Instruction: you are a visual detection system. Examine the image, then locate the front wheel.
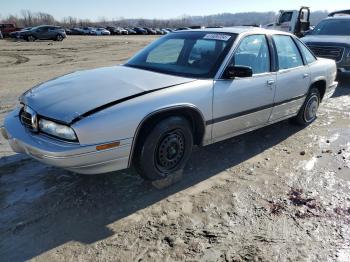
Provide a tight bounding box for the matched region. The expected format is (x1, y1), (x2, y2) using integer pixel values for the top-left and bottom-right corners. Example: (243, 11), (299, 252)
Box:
(294, 88), (320, 125)
(134, 116), (193, 181)
(27, 35), (36, 42)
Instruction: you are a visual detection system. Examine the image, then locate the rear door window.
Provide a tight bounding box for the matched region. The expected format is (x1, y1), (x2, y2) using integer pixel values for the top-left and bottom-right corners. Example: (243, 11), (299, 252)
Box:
(272, 35), (304, 70)
(295, 39), (317, 64)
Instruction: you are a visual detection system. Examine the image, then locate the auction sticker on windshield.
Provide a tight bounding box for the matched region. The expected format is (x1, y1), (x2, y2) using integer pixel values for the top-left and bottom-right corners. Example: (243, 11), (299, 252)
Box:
(203, 34), (231, 41)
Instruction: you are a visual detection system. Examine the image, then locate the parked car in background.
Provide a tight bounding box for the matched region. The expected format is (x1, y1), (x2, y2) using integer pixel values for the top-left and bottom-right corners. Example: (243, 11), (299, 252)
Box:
(68, 28), (84, 35)
(125, 28), (137, 34)
(143, 27), (157, 34)
(301, 11), (350, 75)
(0, 23), (22, 37)
(161, 29), (171, 34)
(1, 28), (337, 181)
(175, 27), (191, 31)
(154, 28), (164, 35)
(133, 27), (147, 35)
(81, 27), (97, 35)
(64, 28), (72, 35)
(206, 26), (224, 29)
(9, 27), (32, 39)
(118, 27), (128, 35)
(95, 28), (111, 35)
(106, 26), (118, 35)
(19, 25), (66, 41)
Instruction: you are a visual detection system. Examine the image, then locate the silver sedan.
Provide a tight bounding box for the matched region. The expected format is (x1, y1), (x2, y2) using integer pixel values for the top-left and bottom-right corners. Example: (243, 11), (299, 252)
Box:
(1, 27), (338, 181)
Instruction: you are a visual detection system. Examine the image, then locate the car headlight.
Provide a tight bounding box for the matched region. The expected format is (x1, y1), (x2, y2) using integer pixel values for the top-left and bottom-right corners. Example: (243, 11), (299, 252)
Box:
(39, 118), (77, 141)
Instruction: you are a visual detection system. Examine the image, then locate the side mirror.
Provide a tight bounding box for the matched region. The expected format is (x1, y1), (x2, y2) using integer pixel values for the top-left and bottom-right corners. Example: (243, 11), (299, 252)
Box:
(223, 65), (253, 79)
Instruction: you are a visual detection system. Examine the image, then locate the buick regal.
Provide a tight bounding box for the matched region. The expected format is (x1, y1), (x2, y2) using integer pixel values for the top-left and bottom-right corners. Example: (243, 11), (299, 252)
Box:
(1, 27), (338, 181)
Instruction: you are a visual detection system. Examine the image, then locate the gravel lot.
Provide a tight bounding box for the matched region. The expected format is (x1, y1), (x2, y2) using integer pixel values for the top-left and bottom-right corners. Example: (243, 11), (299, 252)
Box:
(0, 36), (350, 262)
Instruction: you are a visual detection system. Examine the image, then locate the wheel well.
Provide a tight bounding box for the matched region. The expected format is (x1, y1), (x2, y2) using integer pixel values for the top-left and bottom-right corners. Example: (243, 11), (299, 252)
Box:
(310, 80), (326, 101)
(130, 107), (206, 165)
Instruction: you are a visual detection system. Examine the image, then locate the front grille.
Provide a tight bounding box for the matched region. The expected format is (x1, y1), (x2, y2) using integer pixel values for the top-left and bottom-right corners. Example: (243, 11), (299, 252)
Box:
(20, 106), (38, 131)
(20, 110), (34, 130)
(308, 45), (345, 63)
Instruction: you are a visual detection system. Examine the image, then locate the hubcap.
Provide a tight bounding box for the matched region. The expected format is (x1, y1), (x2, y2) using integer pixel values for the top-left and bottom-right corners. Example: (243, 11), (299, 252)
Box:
(304, 95), (319, 122)
(155, 129), (185, 173)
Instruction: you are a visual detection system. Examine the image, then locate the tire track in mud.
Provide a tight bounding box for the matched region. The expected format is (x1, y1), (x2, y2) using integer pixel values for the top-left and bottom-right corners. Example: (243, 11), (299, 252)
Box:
(0, 50), (76, 67)
(0, 53), (30, 67)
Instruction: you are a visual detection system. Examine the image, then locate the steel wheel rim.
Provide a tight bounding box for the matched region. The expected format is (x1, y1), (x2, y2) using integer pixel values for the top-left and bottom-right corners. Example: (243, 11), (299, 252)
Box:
(28, 36), (35, 41)
(304, 95), (319, 123)
(155, 129), (185, 174)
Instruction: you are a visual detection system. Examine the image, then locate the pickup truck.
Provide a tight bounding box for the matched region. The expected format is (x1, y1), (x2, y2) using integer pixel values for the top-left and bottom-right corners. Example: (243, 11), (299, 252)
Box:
(263, 7), (311, 37)
(0, 23), (22, 37)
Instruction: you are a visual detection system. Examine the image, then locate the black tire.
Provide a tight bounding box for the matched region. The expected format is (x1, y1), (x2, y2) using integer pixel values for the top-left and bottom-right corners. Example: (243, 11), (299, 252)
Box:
(27, 35), (36, 42)
(294, 88), (320, 125)
(134, 116), (193, 181)
(56, 34), (64, 41)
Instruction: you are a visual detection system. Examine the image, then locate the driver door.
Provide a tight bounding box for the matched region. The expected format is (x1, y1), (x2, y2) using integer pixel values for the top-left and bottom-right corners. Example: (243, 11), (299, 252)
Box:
(36, 26), (49, 39)
(212, 34), (276, 142)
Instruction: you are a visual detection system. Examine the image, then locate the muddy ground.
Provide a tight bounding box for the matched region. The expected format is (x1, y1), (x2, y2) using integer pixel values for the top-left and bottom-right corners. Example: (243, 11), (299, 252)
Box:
(0, 36), (350, 262)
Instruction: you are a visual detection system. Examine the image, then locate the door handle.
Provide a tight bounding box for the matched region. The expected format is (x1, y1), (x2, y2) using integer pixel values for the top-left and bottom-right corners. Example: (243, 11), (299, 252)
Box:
(267, 80), (275, 86)
(267, 80), (275, 90)
(303, 73), (309, 78)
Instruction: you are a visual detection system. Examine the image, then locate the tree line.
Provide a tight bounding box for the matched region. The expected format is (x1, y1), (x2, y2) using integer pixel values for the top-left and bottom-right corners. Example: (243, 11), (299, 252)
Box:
(0, 9), (328, 28)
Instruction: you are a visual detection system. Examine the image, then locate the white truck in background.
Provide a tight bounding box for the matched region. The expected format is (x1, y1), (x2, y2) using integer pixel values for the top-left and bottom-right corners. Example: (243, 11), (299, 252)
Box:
(264, 7), (311, 37)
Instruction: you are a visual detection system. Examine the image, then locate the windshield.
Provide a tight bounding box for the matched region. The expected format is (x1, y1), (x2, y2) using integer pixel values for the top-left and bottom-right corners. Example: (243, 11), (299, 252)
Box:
(125, 31), (237, 78)
(312, 19), (350, 35)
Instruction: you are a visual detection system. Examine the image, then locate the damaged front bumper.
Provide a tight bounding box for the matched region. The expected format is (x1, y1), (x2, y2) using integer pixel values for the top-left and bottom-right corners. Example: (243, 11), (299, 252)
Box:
(1, 108), (132, 174)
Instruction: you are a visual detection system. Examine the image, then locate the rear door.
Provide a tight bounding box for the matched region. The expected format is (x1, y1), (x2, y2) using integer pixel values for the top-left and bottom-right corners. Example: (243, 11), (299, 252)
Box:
(269, 35), (310, 122)
(48, 26), (58, 38)
(212, 34), (276, 142)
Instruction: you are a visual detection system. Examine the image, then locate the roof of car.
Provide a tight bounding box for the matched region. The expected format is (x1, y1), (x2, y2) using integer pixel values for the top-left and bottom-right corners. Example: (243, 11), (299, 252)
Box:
(324, 16), (350, 20)
(176, 26), (293, 35)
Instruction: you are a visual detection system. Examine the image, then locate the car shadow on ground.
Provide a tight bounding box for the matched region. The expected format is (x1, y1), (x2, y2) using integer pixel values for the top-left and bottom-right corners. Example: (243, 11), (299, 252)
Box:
(332, 76), (350, 98)
(0, 118), (306, 261)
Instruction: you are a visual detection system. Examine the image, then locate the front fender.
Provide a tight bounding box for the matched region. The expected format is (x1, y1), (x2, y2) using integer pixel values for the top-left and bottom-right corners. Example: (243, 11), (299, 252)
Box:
(72, 80), (213, 146)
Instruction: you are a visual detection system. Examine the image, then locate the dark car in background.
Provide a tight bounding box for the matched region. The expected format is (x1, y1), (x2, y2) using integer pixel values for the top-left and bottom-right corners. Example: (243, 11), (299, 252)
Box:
(154, 28), (164, 34)
(67, 28), (84, 35)
(125, 28), (137, 34)
(301, 10), (350, 75)
(19, 25), (66, 41)
(133, 27), (147, 35)
(9, 27), (32, 39)
(106, 26), (119, 35)
(175, 27), (191, 31)
(143, 27), (157, 34)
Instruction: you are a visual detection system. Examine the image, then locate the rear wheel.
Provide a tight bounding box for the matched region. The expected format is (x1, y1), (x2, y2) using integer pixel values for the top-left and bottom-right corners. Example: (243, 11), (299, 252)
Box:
(294, 88), (320, 125)
(134, 116), (193, 181)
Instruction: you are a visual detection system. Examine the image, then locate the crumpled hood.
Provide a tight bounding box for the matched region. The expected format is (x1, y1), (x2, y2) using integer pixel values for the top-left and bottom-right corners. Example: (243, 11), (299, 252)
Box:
(301, 35), (350, 47)
(21, 65), (195, 123)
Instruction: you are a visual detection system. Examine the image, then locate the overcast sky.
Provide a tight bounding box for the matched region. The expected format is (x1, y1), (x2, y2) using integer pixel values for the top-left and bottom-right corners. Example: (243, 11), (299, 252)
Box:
(1, 0), (349, 20)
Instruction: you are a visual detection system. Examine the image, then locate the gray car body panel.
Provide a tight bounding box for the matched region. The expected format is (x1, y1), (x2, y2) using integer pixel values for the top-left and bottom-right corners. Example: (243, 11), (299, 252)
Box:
(2, 28), (338, 174)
